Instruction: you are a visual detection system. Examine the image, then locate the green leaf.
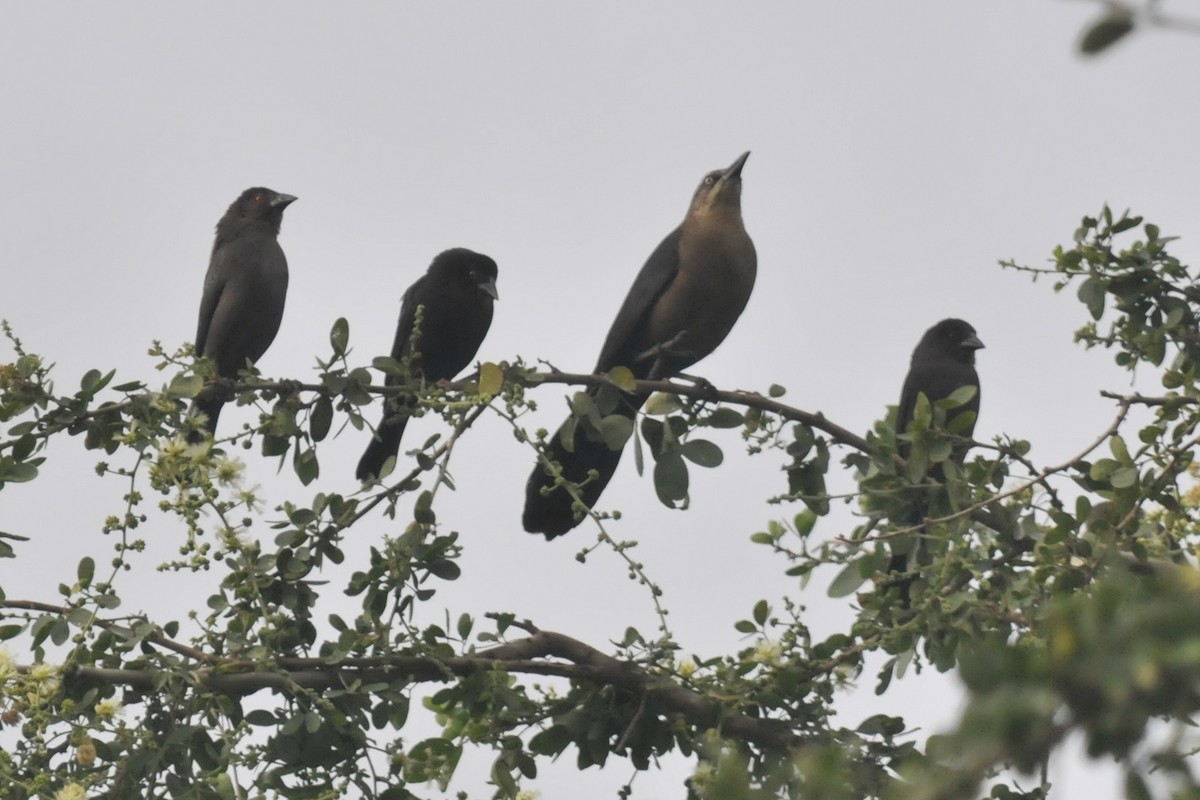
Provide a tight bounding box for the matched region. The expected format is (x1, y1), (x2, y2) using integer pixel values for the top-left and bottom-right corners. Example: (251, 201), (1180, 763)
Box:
(680, 439), (723, 468)
(597, 415), (634, 451)
(478, 362), (503, 396)
(1125, 770), (1152, 800)
(77, 556), (95, 586)
(1089, 458), (1120, 482)
(80, 368), (114, 396)
(632, 420), (645, 476)
(1077, 276), (1106, 320)
(1111, 214), (1141, 234)
(857, 714), (904, 736)
(768, 384), (786, 398)
(793, 510), (817, 537)
(245, 709), (276, 726)
(371, 356), (404, 377)
(752, 599), (769, 625)
(293, 447), (320, 486)
(330, 317), (350, 356)
(594, 382), (623, 416)
(428, 559), (460, 581)
(414, 491), (437, 525)
(789, 424), (815, 461)
(828, 559), (868, 598)
(168, 374), (205, 399)
(2, 462), (37, 483)
(66, 607), (92, 628)
(942, 385), (978, 408)
(50, 618), (69, 645)
(607, 366), (637, 392)
(653, 452), (689, 507)
(309, 396), (333, 442)
(1110, 466), (1138, 489)
(644, 392), (684, 416)
(945, 409), (977, 435)
(640, 417), (664, 455)
(1080, 10), (1135, 55)
(706, 407), (744, 428)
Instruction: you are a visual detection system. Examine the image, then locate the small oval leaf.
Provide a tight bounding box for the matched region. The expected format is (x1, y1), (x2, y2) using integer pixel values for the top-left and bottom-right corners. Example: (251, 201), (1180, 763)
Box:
(828, 559), (869, 598)
(478, 362), (503, 396)
(680, 439), (723, 468)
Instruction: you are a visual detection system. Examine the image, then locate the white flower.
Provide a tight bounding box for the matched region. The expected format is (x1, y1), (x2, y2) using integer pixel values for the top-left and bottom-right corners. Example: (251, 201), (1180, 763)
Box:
(752, 639), (782, 665)
(213, 456), (244, 487)
(55, 783), (87, 800)
(0, 648), (13, 683)
(27, 663), (61, 698)
(95, 698), (122, 720)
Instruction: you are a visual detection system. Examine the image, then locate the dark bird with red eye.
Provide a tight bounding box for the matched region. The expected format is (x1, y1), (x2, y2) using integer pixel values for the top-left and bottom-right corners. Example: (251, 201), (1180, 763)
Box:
(189, 187), (296, 439)
(356, 248), (499, 481)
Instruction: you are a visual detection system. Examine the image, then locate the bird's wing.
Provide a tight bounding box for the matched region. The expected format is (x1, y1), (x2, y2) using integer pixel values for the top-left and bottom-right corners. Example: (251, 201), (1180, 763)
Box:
(194, 258), (228, 356)
(594, 226), (682, 373)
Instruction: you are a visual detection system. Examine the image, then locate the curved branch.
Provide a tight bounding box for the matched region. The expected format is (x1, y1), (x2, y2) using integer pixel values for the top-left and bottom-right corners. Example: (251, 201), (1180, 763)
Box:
(58, 629), (801, 752)
(521, 371), (872, 453)
(2, 599), (214, 663)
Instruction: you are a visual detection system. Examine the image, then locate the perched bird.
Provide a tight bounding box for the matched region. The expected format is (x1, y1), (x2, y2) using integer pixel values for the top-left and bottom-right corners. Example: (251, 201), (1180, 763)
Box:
(356, 249), (499, 481)
(190, 187), (296, 439)
(523, 152), (757, 539)
(889, 317), (984, 577)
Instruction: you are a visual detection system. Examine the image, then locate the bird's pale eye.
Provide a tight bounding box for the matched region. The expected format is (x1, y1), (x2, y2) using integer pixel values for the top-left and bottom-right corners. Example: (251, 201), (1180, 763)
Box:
(703, 176), (716, 186)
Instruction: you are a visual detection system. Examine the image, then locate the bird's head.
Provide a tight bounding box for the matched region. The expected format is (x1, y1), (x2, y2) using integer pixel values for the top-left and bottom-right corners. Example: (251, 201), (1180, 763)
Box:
(920, 318), (985, 365)
(223, 187), (297, 232)
(688, 151), (750, 218)
(430, 248), (499, 301)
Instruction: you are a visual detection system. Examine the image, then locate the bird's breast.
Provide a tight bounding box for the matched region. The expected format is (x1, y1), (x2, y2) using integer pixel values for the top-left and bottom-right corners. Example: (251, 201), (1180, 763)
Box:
(644, 226), (756, 365)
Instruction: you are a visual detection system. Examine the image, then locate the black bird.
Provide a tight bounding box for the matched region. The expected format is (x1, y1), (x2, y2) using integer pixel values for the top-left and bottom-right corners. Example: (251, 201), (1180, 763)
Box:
(523, 152), (757, 539)
(190, 187), (296, 439)
(889, 317), (984, 576)
(356, 248), (499, 481)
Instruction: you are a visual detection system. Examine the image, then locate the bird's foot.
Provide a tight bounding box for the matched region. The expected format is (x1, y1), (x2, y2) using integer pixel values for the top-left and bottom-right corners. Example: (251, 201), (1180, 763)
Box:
(671, 372), (719, 401)
(210, 377), (237, 403)
(276, 378), (304, 397)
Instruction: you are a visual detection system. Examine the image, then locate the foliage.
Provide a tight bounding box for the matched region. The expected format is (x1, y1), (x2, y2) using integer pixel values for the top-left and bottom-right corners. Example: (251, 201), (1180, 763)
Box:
(1, 206), (1200, 800)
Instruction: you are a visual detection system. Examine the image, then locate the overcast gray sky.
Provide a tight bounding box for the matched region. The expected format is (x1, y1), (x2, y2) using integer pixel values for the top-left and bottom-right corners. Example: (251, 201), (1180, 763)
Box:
(3, 3), (1199, 797)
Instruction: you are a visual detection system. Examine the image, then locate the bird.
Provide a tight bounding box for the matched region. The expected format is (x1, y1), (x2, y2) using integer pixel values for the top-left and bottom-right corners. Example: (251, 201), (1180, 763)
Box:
(190, 187), (296, 439)
(889, 317), (984, 578)
(356, 248), (499, 481)
(522, 151), (757, 539)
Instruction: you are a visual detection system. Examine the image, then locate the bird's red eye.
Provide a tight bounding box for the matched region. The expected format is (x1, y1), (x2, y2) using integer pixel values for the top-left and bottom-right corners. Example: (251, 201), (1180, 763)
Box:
(255, 193), (266, 203)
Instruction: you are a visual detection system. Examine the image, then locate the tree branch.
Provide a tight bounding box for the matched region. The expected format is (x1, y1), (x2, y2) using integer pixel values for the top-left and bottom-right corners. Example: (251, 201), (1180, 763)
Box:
(55, 629), (802, 752)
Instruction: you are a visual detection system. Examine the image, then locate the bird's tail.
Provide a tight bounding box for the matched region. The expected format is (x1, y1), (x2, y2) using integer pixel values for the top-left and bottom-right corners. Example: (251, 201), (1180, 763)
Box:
(356, 414), (411, 482)
(522, 393), (645, 539)
(186, 395), (224, 444)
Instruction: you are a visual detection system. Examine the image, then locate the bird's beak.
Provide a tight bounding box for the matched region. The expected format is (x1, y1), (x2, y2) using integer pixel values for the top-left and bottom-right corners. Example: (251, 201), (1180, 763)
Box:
(964, 334), (985, 350)
(272, 193), (298, 209)
(478, 276), (499, 301)
(723, 151), (751, 180)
